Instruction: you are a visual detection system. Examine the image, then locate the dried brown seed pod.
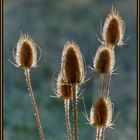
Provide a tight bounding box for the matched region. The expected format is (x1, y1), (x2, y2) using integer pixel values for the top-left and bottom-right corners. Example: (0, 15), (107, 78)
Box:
(93, 44), (115, 74)
(102, 7), (125, 46)
(15, 34), (37, 68)
(61, 41), (84, 84)
(90, 97), (113, 128)
(57, 72), (72, 99)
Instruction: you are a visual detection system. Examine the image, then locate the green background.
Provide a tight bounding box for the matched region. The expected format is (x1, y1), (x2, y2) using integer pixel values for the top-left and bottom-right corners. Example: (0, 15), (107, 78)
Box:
(4, 0), (136, 140)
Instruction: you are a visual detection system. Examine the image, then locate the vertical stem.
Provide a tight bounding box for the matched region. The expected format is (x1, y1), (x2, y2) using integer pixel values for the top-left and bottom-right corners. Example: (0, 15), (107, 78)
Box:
(96, 127), (100, 140)
(99, 74), (103, 96)
(105, 73), (111, 97)
(101, 127), (105, 140)
(24, 68), (45, 140)
(72, 84), (78, 140)
(96, 127), (102, 140)
(64, 99), (72, 140)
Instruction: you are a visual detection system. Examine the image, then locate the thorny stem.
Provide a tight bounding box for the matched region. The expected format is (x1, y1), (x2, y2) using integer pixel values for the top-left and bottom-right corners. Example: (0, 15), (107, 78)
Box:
(96, 127), (102, 140)
(101, 127), (105, 140)
(96, 127), (100, 140)
(72, 84), (78, 140)
(24, 68), (45, 140)
(64, 99), (72, 140)
(99, 74), (103, 96)
(105, 73), (111, 97)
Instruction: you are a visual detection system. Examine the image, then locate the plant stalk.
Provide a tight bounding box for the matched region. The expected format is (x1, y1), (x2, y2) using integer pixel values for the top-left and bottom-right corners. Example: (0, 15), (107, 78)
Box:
(105, 73), (111, 97)
(64, 99), (72, 140)
(72, 84), (78, 140)
(96, 127), (102, 140)
(99, 74), (103, 96)
(24, 68), (45, 140)
(101, 127), (105, 140)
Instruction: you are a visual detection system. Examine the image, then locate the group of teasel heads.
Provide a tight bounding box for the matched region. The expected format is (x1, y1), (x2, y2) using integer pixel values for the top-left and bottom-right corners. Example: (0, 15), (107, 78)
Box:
(10, 7), (126, 140)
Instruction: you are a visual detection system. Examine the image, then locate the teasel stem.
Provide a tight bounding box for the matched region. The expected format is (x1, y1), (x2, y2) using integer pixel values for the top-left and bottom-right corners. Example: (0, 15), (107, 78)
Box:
(96, 127), (102, 140)
(72, 84), (78, 140)
(99, 74), (103, 96)
(96, 127), (101, 140)
(101, 127), (105, 140)
(64, 99), (72, 140)
(105, 73), (111, 97)
(24, 68), (45, 140)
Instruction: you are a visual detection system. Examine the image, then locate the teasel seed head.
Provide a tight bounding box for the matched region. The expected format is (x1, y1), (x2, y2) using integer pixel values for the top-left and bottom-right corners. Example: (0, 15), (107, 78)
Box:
(102, 7), (125, 46)
(90, 97), (113, 128)
(93, 44), (115, 74)
(61, 41), (85, 84)
(15, 34), (37, 68)
(57, 72), (72, 99)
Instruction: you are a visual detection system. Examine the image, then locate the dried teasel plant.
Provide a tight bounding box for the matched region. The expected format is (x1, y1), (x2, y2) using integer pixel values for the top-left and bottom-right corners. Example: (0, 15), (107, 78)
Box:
(55, 72), (72, 140)
(86, 97), (115, 140)
(102, 7), (125, 47)
(57, 72), (72, 100)
(15, 34), (37, 68)
(61, 41), (85, 140)
(61, 41), (85, 84)
(93, 44), (115, 97)
(10, 34), (45, 140)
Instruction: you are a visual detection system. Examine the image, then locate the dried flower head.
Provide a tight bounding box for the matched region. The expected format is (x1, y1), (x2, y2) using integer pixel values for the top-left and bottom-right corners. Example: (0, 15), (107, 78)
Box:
(94, 45), (115, 74)
(102, 7), (125, 46)
(15, 34), (37, 68)
(90, 97), (113, 128)
(61, 41), (84, 84)
(57, 72), (72, 99)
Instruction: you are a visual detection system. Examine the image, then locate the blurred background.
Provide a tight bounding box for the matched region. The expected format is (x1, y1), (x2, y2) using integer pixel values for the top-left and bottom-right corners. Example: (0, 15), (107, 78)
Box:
(4, 0), (136, 140)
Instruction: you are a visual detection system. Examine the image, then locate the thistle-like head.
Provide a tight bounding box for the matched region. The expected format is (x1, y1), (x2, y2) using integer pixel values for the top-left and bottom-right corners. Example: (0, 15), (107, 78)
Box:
(57, 72), (72, 99)
(102, 7), (125, 46)
(15, 34), (38, 69)
(93, 44), (115, 74)
(90, 97), (113, 128)
(61, 41), (85, 84)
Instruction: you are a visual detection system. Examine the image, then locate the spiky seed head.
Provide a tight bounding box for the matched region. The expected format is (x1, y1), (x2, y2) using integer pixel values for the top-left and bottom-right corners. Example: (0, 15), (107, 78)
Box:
(102, 7), (125, 46)
(61, 41), (84, 84)
(15, 34), (37, 68)
(90, 97), (113, 128)
(93, 45), (115, 74)
(57, 72), (72, 99)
